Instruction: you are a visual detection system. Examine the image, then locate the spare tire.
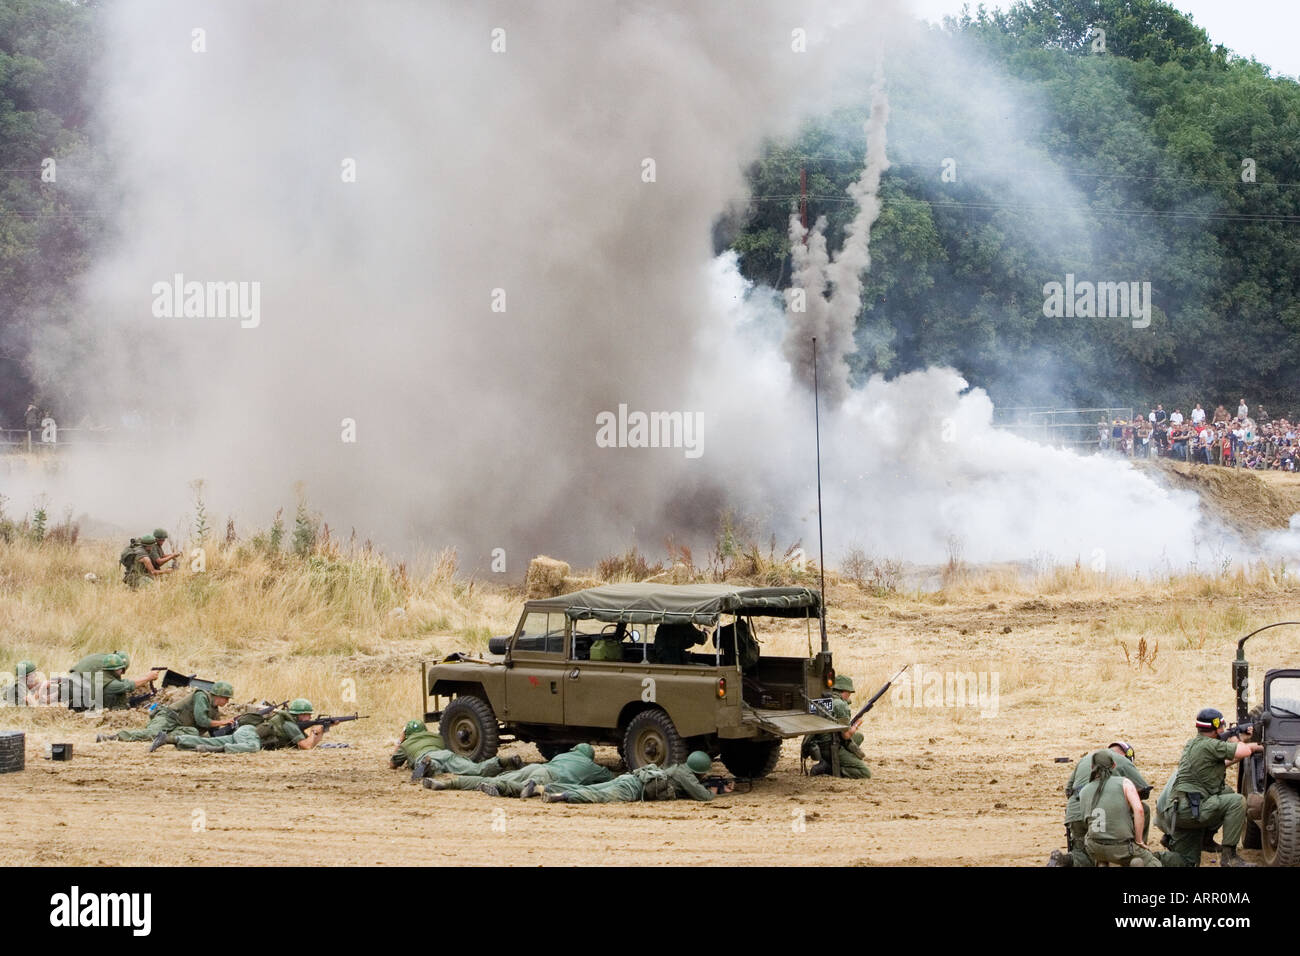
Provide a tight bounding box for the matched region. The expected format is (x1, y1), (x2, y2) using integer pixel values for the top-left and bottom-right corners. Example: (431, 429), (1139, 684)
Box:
(0, 730), (25, 773)
(487, 636), (510, 655)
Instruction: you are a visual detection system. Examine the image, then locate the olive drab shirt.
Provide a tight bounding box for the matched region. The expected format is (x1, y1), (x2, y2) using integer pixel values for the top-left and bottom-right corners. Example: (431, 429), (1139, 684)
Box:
(1079, 775), (1136, 842)
(391, 729), (447, 767)
(69, 655), (133, 709)
(1064, 750), (1148, 823)
(546, 747), (614, 784)
(255, 712), (308, 749)
(630, 763), (715, 801)
(1171, 735), (1239, 798)
(170, 690), (216, 730)
(71, 654), (118, 674)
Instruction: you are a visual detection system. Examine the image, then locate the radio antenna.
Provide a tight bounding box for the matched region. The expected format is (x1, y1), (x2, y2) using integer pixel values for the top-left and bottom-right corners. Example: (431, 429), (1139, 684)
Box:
(812, 337), (828, 655)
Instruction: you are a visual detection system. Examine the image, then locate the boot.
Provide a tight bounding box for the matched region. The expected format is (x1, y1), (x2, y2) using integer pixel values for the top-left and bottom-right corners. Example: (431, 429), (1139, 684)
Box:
(1047, 849), (1073, 868)
(148, 731), (169, 753)
(479, 782), (501, 797)
(1220, 846), (1256, 867)
(542, 790), (570, 803)
(95, 733), (114, 743)
(808, 760), (833, 777)
(422, 778), (447, 791)
(410, 755), (431, 783)
(519, 780), (539, 799)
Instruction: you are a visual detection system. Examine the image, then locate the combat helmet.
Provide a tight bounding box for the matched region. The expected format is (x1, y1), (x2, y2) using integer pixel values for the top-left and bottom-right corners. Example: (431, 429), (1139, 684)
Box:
(686, 751), (711, 774)
(288, 698), (313, 715)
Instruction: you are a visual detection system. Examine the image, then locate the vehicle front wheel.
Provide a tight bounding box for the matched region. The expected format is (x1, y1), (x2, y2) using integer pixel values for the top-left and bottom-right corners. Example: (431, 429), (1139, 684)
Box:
(622, 709), (686, 770)
(1262, 783), (1300, 866)
(719, 739), (782, 779)
(440, 696), (501, 761)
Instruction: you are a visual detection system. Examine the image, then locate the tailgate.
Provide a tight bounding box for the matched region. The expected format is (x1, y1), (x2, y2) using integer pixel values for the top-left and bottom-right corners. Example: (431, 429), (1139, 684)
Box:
(746, 706), (845, 738)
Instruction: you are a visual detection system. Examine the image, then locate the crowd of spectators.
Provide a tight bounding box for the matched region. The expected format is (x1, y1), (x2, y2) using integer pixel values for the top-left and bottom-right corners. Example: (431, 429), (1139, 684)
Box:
(1099, 399), (1299, 470)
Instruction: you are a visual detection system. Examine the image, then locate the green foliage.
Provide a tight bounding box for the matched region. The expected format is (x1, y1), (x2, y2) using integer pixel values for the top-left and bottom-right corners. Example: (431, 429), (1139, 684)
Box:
(733, 0), (1300, 413)
(190, 479), (210, 544)
(292, 483), (320, 558)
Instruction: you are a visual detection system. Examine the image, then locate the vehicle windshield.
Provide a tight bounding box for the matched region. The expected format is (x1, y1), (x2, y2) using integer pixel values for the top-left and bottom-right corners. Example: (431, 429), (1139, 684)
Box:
(1268, 675), (1300, 717)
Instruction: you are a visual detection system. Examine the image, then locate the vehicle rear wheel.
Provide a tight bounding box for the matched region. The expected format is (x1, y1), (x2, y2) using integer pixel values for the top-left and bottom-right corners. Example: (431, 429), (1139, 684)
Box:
(439, 696), (500, 762)
(1262, 783), (1300, 866)
(622, 709), (686, 770)
(719, 739), (781, 779)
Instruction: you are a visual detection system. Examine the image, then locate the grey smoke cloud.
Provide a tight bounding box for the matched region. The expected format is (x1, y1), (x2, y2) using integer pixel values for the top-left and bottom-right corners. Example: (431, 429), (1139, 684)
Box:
(13, 1), (1245, 576)
(22, 0), (913, 566)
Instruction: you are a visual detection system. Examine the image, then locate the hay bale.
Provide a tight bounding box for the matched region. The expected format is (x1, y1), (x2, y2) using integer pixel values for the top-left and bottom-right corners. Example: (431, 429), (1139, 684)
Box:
(560, 575), (602, 593)
(646, 562), (692, 585)
(526, 555), (571, 598)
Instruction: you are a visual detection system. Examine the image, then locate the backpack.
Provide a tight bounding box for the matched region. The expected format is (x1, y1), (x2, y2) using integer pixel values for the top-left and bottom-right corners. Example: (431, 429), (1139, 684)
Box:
(119, 538), (141, 571)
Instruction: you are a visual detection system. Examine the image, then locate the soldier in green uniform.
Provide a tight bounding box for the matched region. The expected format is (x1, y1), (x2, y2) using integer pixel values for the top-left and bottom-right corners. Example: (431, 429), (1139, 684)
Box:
(144, 528), (181, 571)
(1049, 740), (1150, 867)
(428, 743), (614, 796)
(166, 698), (326, 754)
(69, 653), (161, 710)
(121, 535), (172, 587)
(103, 680), (235, 745)
(541, 750), (732, 803)
(389, 720), (520, 782)
(1158, 707), (1262, 868)
(652, 622), (707, 665)
(2, 661), (41, 706)
(1076, 750), (1163, 867)
(806, 675), (865, 777)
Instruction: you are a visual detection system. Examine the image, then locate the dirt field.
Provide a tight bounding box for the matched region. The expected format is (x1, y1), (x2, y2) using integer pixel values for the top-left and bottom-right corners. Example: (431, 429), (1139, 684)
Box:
(4, 580), (1296, 867)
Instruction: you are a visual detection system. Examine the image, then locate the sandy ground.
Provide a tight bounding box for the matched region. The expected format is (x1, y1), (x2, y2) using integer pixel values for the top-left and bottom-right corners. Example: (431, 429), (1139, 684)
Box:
(4, 583), (1293, 867)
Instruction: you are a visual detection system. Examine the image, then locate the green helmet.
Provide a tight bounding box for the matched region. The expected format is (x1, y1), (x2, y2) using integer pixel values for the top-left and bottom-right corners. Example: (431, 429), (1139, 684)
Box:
(832, 675), (855, 693)
(107, 652), (129, 671)
(211, 681), (234, 698)
(404, 719), (424, 735)
(17, 660), (37, 678)
(574, 743), (594, 759)
(852, 732), (864, 746)
(140, 534), (156, 545)
(153, 528), (169, 541)
(686, 751), (711, 774)
(288, 698), (313, 715)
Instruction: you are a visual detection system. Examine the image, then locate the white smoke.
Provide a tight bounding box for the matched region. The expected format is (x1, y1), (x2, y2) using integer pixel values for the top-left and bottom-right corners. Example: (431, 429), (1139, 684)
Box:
(7, 0), (1252, 576)
(783, 69), (891, 406)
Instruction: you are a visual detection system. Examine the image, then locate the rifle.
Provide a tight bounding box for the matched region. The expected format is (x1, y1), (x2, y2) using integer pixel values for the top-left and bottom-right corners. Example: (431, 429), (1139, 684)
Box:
(701, 774), (750, 795)
(1216, 721), (1256, 741)
(849, 664), (911, 728)
(210, 700), (289, 737)
(300, 713), (368, 732)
